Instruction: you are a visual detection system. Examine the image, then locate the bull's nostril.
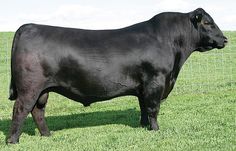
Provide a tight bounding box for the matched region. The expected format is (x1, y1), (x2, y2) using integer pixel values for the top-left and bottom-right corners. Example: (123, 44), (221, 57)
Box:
(223, 36), (228, 43)
(224, 38), (228, 43)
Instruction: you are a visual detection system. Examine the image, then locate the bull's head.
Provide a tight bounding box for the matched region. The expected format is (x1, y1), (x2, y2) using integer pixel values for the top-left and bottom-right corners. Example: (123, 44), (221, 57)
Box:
(190, 8), (228, 51)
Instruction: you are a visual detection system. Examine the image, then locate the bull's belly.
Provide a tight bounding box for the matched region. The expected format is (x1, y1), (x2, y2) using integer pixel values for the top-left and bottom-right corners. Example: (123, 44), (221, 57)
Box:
(50, 75), (139, 105)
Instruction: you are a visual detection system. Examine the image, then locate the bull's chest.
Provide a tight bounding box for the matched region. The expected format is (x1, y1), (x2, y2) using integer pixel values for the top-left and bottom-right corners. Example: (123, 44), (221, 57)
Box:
(161, 51), (183, 99)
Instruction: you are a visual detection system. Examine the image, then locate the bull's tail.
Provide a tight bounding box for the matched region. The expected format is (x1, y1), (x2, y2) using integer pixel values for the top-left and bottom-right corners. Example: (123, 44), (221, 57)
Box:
(9, 77), (17, 100)
(8, 26), (23, 101)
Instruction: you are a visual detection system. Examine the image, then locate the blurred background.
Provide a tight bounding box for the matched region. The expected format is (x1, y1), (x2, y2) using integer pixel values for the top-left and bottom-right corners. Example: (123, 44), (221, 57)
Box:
(0, 0), (235, 31)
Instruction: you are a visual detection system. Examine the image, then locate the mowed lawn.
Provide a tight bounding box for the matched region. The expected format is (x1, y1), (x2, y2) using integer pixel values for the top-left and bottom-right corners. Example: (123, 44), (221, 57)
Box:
(0, 32), (235, 151)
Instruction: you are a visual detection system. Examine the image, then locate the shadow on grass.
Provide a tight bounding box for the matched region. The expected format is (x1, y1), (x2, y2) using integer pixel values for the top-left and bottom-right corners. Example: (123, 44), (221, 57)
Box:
(0, 108), (140, 138)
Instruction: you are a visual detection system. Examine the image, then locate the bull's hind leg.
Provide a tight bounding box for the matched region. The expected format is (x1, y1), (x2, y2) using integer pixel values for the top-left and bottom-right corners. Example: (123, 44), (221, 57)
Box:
(31, 93), (50, 136)
(7, 95), (37, 144)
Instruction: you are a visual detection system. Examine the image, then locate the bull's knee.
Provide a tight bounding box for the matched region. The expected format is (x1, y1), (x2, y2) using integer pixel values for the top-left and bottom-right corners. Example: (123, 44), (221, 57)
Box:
(37, 93), (49, 108)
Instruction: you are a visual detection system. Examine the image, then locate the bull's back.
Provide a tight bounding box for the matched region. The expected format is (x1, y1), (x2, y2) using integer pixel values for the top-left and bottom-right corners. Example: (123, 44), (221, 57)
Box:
(13, 24), (148, 100)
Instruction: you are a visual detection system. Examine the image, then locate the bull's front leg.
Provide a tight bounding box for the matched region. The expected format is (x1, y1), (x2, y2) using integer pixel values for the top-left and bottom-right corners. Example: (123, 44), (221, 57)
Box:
(138, 96), (149, 127)
(147, 101), (161, 130)
(142, 76), (164, 130)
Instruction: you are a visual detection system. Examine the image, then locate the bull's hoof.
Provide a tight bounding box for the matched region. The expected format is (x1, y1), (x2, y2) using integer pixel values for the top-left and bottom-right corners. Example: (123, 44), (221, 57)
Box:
(141, 123), (149, 128)
(41, 131), (51, 137)
(140, 120), (149, 127)
(6, 137), (19, 144)
(149, 124), (159, 131)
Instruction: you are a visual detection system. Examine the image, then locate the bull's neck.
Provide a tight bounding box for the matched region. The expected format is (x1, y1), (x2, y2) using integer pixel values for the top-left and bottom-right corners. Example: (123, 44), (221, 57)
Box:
(171, 22), (200, 66)
(149, 13), (201, 78)
(149, 14), (201, 68)
(168, 22), (201, 78)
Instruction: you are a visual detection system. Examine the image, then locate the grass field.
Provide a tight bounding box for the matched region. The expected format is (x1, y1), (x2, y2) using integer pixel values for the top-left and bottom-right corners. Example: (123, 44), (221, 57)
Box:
(0, 32), (235, 150)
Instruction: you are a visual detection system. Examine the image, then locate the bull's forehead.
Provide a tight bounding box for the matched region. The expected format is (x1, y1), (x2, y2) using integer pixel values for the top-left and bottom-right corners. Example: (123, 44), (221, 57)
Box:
(203, 12), (214, 22)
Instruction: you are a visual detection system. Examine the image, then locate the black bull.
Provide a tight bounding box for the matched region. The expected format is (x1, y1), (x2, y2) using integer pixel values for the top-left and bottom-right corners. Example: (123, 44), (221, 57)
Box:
(7, 8), (227, 143)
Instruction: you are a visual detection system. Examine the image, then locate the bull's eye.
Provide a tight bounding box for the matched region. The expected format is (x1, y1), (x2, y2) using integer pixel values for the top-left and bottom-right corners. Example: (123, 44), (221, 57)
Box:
(203, 21), (212, 25)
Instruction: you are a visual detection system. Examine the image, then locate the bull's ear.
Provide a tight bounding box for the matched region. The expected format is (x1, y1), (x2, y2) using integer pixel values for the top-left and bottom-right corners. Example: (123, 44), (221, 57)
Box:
(190, 8), (204, 28)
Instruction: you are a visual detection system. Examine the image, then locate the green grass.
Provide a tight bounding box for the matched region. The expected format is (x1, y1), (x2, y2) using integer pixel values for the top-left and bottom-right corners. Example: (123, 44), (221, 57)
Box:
(0, 32), (235, 150)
